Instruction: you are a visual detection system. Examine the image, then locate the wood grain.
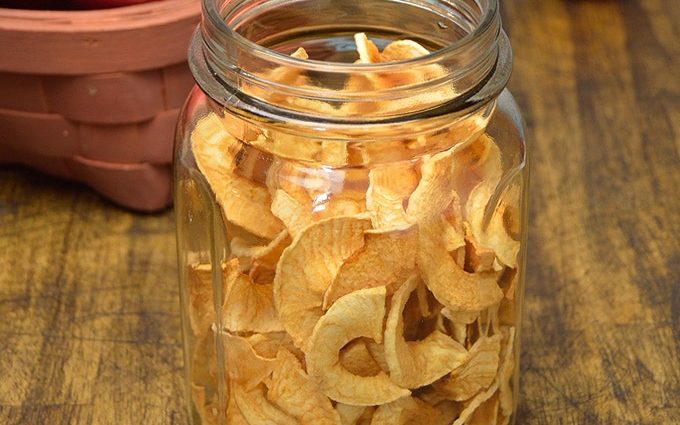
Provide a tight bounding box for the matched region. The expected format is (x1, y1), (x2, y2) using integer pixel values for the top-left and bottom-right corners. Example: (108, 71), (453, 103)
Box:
(0, 172), (185, 424)
(0, 0), (679, 423)
(504, 0), (680, 422)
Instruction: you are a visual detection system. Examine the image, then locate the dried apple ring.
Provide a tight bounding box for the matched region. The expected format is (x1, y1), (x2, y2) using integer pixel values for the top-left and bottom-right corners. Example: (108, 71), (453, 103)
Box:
(384, 274), (469, 389)
(305, 286), (411, 405)
(265, 349), (342, 424)
(274, 215), (372, 349)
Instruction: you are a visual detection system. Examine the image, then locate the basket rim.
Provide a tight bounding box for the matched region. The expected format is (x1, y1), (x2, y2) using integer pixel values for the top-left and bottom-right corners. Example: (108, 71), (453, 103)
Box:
(0, 0), (198, 32)
(0, 0), (201, 74)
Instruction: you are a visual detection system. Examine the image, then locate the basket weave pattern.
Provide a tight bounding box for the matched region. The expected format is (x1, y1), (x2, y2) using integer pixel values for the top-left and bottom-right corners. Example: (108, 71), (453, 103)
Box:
(0, 0), (200, 211)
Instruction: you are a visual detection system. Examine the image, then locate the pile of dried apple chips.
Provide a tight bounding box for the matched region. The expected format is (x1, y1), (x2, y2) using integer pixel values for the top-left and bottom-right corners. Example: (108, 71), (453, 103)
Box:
(187, 34), (520, 425)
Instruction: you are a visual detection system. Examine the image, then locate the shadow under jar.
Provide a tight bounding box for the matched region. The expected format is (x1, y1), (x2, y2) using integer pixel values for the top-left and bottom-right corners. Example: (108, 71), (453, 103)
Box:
(174, 0), (528, 423)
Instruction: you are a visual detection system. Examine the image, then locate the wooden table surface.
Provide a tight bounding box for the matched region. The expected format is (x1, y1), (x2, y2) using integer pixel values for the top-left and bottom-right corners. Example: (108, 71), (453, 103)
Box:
(1, 0), (679, 423)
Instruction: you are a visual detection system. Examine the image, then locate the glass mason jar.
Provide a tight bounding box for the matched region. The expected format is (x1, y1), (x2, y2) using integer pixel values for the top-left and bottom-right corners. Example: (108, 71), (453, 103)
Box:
(174, 0), (528, 424)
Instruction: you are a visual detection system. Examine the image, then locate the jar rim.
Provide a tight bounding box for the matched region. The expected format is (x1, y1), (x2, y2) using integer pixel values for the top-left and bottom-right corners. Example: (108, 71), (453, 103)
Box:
(201, 0), (500, 73)
(192, 0), (511, 126)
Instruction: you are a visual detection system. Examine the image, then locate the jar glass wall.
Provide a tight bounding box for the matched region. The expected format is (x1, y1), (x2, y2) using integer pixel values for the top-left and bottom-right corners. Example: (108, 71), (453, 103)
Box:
(175, 0), (528, 424)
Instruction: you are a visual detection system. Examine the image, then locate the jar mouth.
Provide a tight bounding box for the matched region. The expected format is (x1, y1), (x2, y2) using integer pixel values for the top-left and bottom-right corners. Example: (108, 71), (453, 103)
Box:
(194, 0), (511, 124)
(202, 0), (499, 72)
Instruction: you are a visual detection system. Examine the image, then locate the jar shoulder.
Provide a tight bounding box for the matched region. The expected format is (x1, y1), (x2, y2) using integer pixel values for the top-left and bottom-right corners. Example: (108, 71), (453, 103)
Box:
(486, 89), (528, 175)
(496, 89), (527, 142)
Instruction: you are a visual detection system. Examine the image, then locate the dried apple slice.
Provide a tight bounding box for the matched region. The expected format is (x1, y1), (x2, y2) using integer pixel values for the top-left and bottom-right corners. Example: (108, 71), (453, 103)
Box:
(418, 217), (503, 313)
(336, 404), (375, 425)
(247, 331), (304, 363)
(187, 263), (222, 339)
(226, 383), (249, 425)
(271, 189), (315, 238)
(267, 160), (330, 202)
(459, 134), (520, 269)
(191, 331), (217, 386)
(434, 401), (466, 425)
(453, 133), (501, 198)
(452, 382), (499, 425)
(381, 38), (449, 85)
(270, 47), (309, 82)
(337, 33), (382, 116)
(355, 33), (382, 64)
(497, 267), (518, 301)
(265, 349), (342, 425)
(441, 309), (480, 325)
(251, 131), (322, 162)
(288, 92), (341, 117)
(320, 197), (366, 217)
(380, 39), (430, 61)
(274, 215), (372, 349)
(272, 187), (367, 240)
(407, 147), (458, 222)
(370, 397), (445, 425)
(441, 308), (480, 345)
(192, 384), (220, 425)
(415, 280), (432, 317)
(323, 225), (418, 309)
(365, 163), (420, 229)
(467, 392), (500, 425)
(340, 339), (384, 377)
(243, 47), (311, 108)
(305, 286), (410, 405)
(464, 222), (498, 273)
(189, 261), (277, 336)
(232, 382), (297, 425)
(191, 333), (220, 424)
(222, 259), (283, 333)
(270, 161), (367, 236)
(223, 332), (278, 390)
(247, 263), (277, 284)
(343, 34), (454, 115)
(467, 183), (521, 269)
(365, 340), (390, 373)
(433, 334), (501, 401)
(356, 34), (448, 88)
(384, 274), (469, 389)
(230, 229), (290, 271)
(319, 140), (350, 166)
(443, 200), (466, 253)
(191, 113), (284, 239)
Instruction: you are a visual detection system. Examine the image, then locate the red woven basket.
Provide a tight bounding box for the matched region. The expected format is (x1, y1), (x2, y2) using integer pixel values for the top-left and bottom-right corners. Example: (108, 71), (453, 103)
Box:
(0, 0), (200, 211)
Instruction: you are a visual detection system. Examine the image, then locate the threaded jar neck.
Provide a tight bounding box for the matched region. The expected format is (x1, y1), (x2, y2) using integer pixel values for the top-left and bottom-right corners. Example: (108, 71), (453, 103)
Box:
(191, 0), (511, 127)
